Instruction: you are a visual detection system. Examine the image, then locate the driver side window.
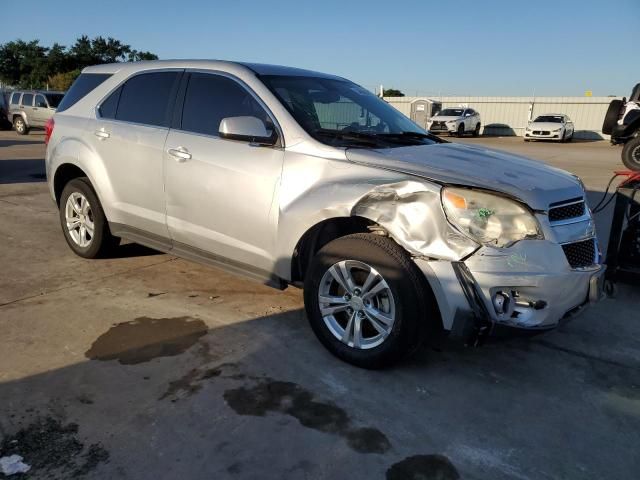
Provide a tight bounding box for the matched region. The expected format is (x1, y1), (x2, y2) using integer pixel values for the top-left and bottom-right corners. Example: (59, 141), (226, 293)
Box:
(180, 73), (272, 137)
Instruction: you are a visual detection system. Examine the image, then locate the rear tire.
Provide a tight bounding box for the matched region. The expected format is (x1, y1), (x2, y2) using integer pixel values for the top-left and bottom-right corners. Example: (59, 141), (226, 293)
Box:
(602, 99), (624, 135)
(622, 136), (640, 171)
(473, 123), (481, 137)
(59, 178), (120, 258)
(14, 117), (28, 135)
(303, 233), (438, 369)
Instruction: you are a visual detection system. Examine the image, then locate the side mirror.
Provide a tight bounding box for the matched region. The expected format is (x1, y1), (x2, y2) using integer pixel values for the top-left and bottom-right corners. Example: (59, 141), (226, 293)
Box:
(465, 113), (472, 117)
(219, 116), (276, 145)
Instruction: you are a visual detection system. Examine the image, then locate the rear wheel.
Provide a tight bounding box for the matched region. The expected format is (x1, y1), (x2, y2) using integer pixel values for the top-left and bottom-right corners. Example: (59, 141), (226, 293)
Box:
(473, 123), (481, 137)
(59, 178), (120, 258)
(14, 117), (28, 135)
(622, 136), (640, 171)
(304, 233), (438, 369)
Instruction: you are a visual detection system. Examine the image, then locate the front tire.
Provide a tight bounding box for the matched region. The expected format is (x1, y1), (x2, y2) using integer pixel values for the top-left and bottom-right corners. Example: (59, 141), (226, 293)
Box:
(622, 136), (640, 171)
(303, 233), (437, 369)
(59, 178), (119, 258)
(14, 117), (28, 135)
(457, 123), (465, 137)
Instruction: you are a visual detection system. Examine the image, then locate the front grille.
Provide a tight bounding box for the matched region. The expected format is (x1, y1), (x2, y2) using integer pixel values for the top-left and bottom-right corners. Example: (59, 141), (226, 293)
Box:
(549, 200), (586, 222)
(430, 121), (447, 130)
(562, 238), (596, 268)
(533, 130), (550, 135)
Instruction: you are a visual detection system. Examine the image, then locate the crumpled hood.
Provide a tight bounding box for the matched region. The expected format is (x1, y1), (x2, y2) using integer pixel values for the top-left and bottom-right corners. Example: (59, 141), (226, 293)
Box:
(345, 142), (583, 210)
(528, 122), (565, 131)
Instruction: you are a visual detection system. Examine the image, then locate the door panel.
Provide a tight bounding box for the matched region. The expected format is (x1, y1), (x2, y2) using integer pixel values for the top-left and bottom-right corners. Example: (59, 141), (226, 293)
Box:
(164, 131), (284, 272)
(90, 119), (171, 237)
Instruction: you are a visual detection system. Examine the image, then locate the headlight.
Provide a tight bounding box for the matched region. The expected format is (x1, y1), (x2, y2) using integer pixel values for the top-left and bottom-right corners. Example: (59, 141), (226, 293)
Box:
(552, 128), (562, 132)
(446, 120), (458, 125)
(442, 187), (543, 248)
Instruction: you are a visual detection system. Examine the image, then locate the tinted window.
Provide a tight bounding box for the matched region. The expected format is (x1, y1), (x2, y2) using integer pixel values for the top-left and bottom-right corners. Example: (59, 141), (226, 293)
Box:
(181, 73), (271, 136)
(45, 93), (64, 108)
(21, 94), (33, 106)
(10, 93), (20, 105)
(116, 72), (180, 127)
(98, 87), (121, 119)
(35, 95), (47, 108)
(57, 73), (111, 113)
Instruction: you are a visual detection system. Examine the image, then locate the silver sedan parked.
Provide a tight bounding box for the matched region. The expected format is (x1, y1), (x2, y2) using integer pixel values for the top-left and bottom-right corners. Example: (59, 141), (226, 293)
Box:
(524, 114), (575, 142)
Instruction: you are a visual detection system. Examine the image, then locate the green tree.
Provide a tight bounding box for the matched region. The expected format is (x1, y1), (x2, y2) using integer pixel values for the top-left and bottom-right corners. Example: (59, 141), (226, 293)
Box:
(48, 70), (81, 91)
(0, 36), (158, 89)
(383, 88), (405, 97)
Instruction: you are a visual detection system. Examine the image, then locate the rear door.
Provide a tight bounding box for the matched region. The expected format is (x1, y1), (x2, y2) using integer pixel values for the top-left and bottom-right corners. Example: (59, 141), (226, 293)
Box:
(164, 71), (284, 273)
(32, 94), (49, 126)
(91, 70), (182, 239)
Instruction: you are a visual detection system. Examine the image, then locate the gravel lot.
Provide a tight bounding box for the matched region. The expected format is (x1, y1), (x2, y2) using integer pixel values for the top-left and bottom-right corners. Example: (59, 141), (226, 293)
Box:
(1, 130), (638, 480)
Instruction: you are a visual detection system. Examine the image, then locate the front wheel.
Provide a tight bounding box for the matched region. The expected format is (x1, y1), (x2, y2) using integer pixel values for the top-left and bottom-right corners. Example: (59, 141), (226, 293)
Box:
(457, 124), (465, 137)
(14, 117), (28, 135)
(59, 178), (120, 258)
(622, 136), (640, 171)
(303, 233), (437, 369)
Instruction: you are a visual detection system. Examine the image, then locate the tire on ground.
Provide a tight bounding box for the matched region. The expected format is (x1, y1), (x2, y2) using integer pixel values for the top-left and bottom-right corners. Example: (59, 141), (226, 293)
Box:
(621, 135), (640, 171)
(59, 177), (120, 258)
(303, 233), (439, 369)
(602, 99), (624, 135)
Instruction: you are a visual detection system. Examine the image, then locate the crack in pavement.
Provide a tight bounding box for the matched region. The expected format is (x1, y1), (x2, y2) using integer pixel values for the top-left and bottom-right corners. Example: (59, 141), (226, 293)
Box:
(0, 257), (178, 308)
(533, 339), (638, 370)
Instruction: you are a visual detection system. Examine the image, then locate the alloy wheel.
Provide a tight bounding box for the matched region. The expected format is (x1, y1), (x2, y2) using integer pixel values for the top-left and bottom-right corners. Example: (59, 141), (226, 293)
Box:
(64, 192), (94, 248)
(318, 260), (396, 350)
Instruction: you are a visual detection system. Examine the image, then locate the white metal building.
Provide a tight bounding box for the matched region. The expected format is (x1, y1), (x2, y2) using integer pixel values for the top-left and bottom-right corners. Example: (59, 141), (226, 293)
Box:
(384, 96), (619, 139)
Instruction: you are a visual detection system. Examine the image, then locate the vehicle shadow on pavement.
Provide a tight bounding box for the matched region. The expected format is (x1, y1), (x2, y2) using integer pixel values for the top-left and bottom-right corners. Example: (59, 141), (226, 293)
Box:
(0, 139), (45, 148)
(1, 287), (639, 480)
(0, 159), (46, 184)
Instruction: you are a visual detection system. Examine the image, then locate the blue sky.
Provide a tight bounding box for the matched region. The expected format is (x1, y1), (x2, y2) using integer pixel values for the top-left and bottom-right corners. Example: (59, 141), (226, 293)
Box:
(3, 0), (638, 96)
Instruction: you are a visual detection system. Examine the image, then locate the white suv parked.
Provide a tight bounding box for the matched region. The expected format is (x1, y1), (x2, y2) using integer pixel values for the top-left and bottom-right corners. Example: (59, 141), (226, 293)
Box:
(46, 60), (603, 368)
(427, 107), (481, 137)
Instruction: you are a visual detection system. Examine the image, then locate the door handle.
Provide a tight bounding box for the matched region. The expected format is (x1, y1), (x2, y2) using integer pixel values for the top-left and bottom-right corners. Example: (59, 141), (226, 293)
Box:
(94, 129), (110, 139)
(167, 147), (192, 162)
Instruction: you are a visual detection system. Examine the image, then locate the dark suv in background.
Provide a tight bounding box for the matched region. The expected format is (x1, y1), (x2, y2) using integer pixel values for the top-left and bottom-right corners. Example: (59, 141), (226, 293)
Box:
(8, 90), (64, 135)
(0, 90), (11, 129)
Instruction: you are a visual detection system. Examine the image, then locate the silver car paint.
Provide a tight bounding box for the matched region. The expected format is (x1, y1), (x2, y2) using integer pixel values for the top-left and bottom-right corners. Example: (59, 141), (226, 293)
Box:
(46, 60), (602, 334)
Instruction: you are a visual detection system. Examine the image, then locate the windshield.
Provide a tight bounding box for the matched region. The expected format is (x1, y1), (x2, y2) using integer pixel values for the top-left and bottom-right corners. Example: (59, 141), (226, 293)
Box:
(260, 75), (442, 148)
(437, 108), (464, 117)
(533, 115), (564, 123)
(45, 93), (64, 108)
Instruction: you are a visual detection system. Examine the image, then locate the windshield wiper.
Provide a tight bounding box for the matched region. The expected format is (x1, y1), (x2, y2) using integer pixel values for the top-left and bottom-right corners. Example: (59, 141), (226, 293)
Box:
(376, 131), (445, 143)
(314, 129), (387, 147)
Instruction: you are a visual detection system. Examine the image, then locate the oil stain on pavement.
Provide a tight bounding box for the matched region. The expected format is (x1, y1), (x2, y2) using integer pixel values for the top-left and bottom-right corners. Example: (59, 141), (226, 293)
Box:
(0, 416), (109, 478)
(85, 316), (207, 365)
(386, 454), (460, 480)
(223, 378), (391, 454)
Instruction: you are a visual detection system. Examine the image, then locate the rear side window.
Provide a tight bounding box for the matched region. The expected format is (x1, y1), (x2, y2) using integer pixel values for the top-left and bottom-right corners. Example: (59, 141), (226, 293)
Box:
(98, 87), (121, 119)
(21, 94), (33, 106)
(115, 72), (181, 127)
(57, 73), (112, 113)
(180, 73), (270, 136)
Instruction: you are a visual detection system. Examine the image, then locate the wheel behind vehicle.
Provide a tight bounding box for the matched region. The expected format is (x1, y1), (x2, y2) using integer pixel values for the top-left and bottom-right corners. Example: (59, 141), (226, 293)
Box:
(303, 233), (438, 369)
(622, 136), (640, 171)
(59, 178), (120, 258)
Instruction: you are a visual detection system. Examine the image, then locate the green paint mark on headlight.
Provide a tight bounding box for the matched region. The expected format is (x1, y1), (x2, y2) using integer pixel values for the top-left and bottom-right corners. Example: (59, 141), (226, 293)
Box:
(477, 208), (495, 218)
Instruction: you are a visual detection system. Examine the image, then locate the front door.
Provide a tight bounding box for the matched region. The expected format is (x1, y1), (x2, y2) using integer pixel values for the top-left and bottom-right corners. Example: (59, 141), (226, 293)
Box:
(164, 72), (284, 273)
(32, 94), (50, 127)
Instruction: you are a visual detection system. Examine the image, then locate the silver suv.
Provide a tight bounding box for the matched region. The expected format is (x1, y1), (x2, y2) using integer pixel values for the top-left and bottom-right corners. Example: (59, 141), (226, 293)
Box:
(46, 61), (603, 368)
(8, 90), (64, 134)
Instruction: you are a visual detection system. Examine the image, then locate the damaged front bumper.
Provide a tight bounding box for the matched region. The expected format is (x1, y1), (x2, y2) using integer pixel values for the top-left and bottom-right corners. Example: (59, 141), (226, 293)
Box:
(415, 239), (605, 343)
